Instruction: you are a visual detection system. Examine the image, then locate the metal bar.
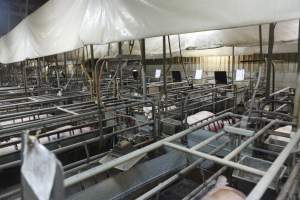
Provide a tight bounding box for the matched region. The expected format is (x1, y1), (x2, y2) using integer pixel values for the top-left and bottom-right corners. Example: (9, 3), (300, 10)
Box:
(298, 19), (300, 75)
(64, 112), (232, 187)
(56, 106), (79, 115)
(259, 87), (291, 102)
(0, 101), (93, 120)
(0, 100), (152, 135)
(259, 24), (263, 59)
(37, 58), (41, 95)
(163, 36), (167, 97)
(276, 162), (300, 200)
(224, 120), (277, 160)
(274, 104), (287, 112)
(190, 131), (227, 150)
(164, 142), (265, 176)
(294, 19), (300, 128)
(247, 129), (300, 200)
(137, 142), (229, 200)
(64, 52), (67, 82)
(182, 84), (233, 95)
(118, 42), (123, 92)
(140, 39), (147, 100)
(0, 121), (152, 170)
(266, 23), (276, 98)
(25, 0), (29, 16)
(90, 44), (95, 97)
(232, 46), (235, 84)
(23, 61), (28, 96)
(185, 167), (227, 200)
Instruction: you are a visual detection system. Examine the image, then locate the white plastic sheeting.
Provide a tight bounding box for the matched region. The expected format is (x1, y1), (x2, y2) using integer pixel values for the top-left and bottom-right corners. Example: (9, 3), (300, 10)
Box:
(1, 0), (300, 64)
(80, 0), (300, 44)
(0, 0), (87, 64)
(90, 20), (299, 59)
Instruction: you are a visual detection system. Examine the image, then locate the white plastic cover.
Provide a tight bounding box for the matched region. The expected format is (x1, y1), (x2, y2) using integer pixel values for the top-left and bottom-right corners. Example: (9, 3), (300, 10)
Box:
(1, 0), (300, 64)
(90, 20), (299, 58)
(80, 0), (300, 44)
(0, 0), (87, 63)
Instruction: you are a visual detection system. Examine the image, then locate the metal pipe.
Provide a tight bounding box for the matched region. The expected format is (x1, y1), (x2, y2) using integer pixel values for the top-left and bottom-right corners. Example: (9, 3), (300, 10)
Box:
(64, 112), (232, 187)
(0, 100), (153, 135)
(190, 131), (227, 150)
(0, 111), (97, 135)
(259, 25), (263, 59)
(276, 162), (300, 200)
(90, 44), (96, 97)
(184, 166), (227, 200)
(0, 101), (94, 120)
(0, 94), (89, 110)
(184, 97), (234, 115)
(189, 121), (240, 151)
(140, 39), (147, 100)
(163, 36), (167, 97)
(293, 19), (300, 128)
(274, 104), (287, 112)
(23, 61), (28, 96)
(25, 0), (29, 16)
(183, 84), (233, 96)
(118, 42), (123, 92)
(224, 120), (277, 160)
(64, 52), (67, 82)
(298, 19), (300, 75)
(0, 122), (153, 170)
(232, 46), (235, 84)
(137, 142), (230, 200)
(259, 87), (290, 102)
(164, 142), (265, 176)
(247, 129), (300, 200)
(266, 23), (276, 98)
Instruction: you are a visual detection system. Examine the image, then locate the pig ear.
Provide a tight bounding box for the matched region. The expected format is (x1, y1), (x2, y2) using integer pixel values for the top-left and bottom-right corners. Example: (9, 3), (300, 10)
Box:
(215, 175), (228, 187)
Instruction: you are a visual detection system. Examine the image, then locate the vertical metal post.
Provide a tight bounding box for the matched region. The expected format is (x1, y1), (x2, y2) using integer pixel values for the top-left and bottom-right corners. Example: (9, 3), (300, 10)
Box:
(23, 60), (28, 96)
(55, 55), (60, 88)
(294, 19), (300, 128)
(266, 23), (276, 98)
(118, 42), (123, 92)
(259, 25), (263, 59)
(163, 36), (167, 97)
(64, 52), (67, 82)
(232, 46), (235, 84)
(140, 39), (147, 100)
(298, 19), (300, 75)
(90, 45), (95, 98)
(37, 58), (41, 95)
(43, 57), (47, 83)
(7, 13), (10, 33)
(118, 42), (122, 56)
(25, 0), (29, 16)
(249, 55), (253, 94)
(227, 56), (230, 81)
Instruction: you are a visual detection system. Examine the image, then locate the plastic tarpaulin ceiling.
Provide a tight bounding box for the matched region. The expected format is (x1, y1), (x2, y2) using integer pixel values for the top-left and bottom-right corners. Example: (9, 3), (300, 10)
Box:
(0, 0), (300, 64)
(91, 20), (299, 58)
